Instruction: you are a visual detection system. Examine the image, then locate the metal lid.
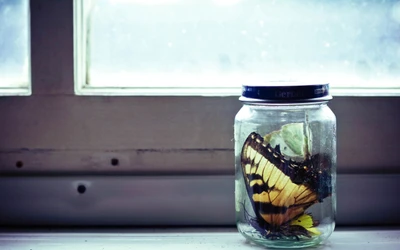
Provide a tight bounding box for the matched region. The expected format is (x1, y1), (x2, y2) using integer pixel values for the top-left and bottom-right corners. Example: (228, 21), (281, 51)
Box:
(239, 81), (332, 103)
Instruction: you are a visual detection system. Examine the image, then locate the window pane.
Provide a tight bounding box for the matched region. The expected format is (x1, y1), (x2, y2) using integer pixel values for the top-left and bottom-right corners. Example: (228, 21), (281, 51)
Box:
(78, 0), (400, 94)
(0, 0), (30, 92)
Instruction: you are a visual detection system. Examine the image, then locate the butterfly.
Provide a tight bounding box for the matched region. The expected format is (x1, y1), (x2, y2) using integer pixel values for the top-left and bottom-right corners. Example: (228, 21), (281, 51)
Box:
(240, 132), (331, 239)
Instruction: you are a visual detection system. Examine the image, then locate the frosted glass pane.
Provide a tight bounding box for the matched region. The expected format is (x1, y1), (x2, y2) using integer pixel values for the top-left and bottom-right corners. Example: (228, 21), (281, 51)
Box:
(86, 0), (400, 89)
(0, 0), (29, 88)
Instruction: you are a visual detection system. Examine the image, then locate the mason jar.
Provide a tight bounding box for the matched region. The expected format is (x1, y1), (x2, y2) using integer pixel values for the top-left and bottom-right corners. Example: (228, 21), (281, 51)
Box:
(234, 82), (336, 248)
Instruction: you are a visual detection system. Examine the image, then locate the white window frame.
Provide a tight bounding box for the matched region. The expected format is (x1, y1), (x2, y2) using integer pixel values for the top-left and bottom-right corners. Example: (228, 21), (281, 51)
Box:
(0, 84), (31, 96)
(73, 0), (400, 97)
(0, 0), (31, 96)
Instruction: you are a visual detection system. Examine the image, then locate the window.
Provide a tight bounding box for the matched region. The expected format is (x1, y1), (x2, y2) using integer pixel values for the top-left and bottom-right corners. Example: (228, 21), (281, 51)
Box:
(0, 0), (399, 227)
(0, 0), (30, 96)
(75, 0), (400, 96)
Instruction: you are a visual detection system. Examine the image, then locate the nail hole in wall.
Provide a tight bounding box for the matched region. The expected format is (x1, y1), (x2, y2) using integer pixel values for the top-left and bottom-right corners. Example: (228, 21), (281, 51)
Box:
(111, 158), (119, 166)
(77, 184), (86, 194)
(16, 161), (24, 168)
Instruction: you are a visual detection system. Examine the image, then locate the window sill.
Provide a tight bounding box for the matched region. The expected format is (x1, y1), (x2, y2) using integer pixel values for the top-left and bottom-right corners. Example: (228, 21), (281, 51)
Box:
(0, 228), (399, 250)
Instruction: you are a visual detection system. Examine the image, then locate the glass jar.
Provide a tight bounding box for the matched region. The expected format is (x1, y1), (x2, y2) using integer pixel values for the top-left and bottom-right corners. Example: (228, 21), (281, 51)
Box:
(234, 82), (336, 248)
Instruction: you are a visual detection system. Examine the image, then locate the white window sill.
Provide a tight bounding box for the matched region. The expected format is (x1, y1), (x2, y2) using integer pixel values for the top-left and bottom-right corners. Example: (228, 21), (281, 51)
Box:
(1, 228), (399, 250)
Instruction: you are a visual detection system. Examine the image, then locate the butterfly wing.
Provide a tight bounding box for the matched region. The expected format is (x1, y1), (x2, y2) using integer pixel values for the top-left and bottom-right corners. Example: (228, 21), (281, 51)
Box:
(241, 132), (327, 228)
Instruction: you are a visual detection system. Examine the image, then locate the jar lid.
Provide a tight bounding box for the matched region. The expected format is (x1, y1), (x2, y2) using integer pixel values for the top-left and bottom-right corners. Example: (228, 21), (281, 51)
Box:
(240, 82), (332, 103)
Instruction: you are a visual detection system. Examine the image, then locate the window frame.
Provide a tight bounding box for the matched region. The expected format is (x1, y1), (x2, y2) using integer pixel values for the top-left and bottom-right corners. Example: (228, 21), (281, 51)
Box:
(0, 0), (31, 96)
(73, 0), (400, 97)
(0, 85), (31, 96)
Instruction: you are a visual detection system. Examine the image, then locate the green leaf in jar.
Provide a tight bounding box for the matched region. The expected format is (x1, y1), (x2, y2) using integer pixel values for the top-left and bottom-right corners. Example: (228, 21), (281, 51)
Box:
(263, 123), (312, 160)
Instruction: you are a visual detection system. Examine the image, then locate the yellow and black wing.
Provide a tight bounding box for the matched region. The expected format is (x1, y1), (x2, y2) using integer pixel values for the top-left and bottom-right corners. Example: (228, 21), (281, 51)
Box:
(241, 132), (330, 228)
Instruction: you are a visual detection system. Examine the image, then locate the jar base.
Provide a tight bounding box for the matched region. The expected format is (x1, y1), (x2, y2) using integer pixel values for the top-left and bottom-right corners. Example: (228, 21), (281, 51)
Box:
(241, 233), (324, 249)
(238, 224), (328, 249)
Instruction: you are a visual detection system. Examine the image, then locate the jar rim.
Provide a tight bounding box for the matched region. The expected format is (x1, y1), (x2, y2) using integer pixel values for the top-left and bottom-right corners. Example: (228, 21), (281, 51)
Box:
(240, 81), (332, 103)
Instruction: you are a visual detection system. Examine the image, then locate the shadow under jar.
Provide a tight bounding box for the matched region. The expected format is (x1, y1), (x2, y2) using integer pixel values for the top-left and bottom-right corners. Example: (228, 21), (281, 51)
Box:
(234, 82), (336, 248)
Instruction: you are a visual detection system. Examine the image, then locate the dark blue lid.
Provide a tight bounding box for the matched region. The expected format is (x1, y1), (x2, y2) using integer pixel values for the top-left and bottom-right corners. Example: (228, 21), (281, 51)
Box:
(240, 82), (332, 103)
